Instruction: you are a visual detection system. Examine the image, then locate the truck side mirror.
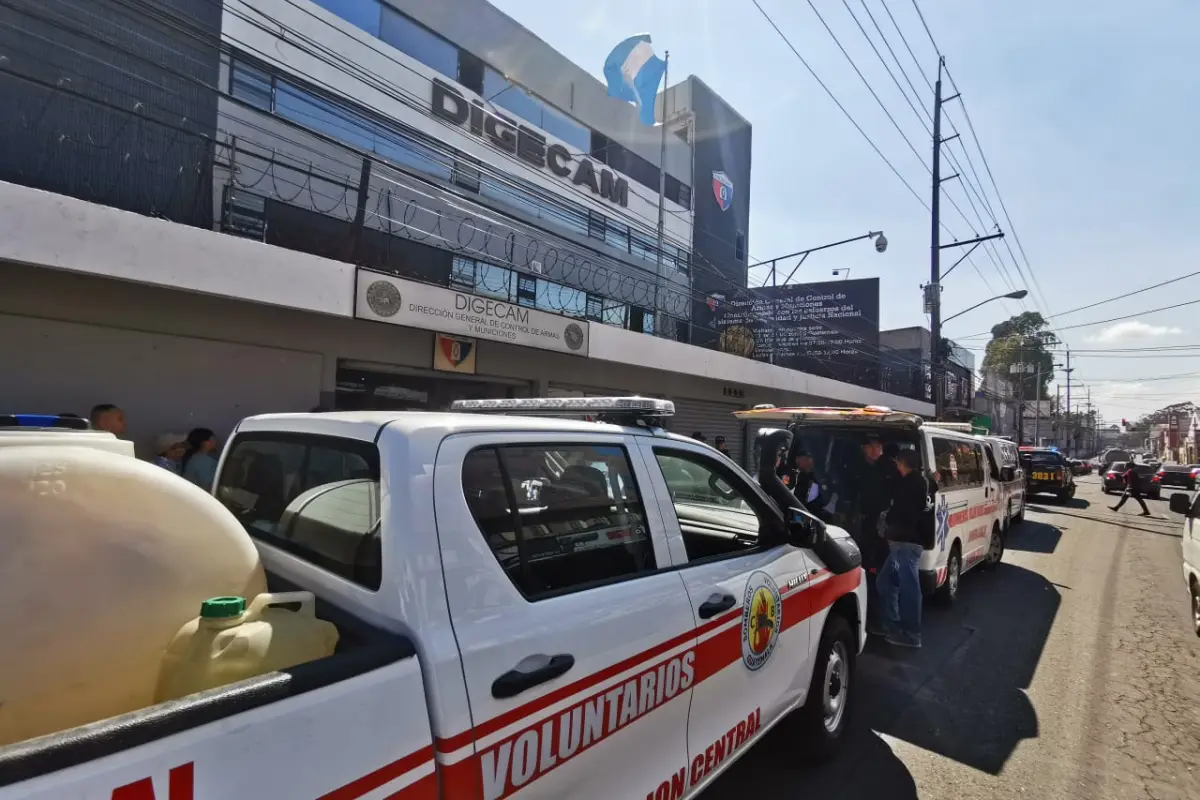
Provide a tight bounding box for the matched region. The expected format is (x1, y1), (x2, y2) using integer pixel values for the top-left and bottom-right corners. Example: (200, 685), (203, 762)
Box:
(1169, 492), (1192, 516)
(1000, 466), (1015, 483)
(787, 507), (827, 548)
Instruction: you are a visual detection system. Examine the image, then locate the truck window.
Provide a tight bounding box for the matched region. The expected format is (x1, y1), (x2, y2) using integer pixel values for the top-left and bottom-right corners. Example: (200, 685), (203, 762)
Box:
(653, 449), (767, 561)
(461, 443), (656, 599)
(216, 434), (382, 589)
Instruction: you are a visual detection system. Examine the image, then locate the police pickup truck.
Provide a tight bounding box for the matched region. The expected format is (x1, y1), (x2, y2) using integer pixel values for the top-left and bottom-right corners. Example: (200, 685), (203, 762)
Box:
(0, 398), (864, 800)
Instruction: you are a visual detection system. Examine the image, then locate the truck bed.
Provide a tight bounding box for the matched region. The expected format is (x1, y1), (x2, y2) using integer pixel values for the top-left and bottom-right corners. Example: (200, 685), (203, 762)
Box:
(0, 572), (424, 797)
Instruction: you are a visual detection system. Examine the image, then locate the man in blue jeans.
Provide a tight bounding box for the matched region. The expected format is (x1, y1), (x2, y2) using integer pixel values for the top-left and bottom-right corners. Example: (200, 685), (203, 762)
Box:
(877, 449), (929, 648)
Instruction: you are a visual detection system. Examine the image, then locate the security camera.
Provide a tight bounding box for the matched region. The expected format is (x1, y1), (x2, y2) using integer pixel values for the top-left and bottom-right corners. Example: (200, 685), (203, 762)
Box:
(874, 234), (888, 253)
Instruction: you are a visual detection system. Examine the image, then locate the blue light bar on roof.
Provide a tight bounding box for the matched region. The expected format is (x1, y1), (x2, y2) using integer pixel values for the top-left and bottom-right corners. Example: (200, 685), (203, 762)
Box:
(0, 414), (90, 430)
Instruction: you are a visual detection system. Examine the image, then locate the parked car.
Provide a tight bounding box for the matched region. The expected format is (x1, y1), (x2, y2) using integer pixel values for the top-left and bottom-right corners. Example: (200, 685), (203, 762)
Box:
(1169, 491), (1200, 636)
(1156, 463), (1200, 491)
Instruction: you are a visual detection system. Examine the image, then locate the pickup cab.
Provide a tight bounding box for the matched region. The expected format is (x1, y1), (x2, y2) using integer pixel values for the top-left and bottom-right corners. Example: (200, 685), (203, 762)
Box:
(0, 398), (865, 800)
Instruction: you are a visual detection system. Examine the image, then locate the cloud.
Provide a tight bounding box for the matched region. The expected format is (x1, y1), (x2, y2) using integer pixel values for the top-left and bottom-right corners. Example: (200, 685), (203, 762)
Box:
(1086, 320), (1183, 343)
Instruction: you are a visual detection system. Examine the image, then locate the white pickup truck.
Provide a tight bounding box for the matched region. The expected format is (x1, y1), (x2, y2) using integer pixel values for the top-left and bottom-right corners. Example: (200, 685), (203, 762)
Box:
(0, 398), (865, 800)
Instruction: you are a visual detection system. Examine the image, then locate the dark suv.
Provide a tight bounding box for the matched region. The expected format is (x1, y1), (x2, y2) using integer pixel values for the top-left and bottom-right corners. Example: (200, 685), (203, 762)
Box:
(1020, 448), (1076, 503)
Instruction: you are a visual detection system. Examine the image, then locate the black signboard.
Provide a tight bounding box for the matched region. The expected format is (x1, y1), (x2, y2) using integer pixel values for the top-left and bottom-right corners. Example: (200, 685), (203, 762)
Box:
(716, 277), (880, 386)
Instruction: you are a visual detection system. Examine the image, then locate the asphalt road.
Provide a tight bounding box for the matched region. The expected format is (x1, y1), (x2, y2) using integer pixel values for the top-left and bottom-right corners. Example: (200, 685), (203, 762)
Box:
(705, 477), (1200, 800)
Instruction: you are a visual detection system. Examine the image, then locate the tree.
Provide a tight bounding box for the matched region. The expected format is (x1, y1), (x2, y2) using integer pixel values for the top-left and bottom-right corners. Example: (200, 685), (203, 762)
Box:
(982, 312), (1058, 398)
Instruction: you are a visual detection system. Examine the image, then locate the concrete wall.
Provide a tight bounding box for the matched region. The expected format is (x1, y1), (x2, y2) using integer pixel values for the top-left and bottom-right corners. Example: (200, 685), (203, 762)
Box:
(0, 262), (931, 459)
(0, 180), (933, 416)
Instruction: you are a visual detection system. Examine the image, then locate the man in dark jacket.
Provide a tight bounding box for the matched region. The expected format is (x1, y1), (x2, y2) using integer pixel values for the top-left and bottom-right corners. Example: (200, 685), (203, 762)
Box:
(876, 449), (928, 648)
(854, 434), (897, 635)
(1110, 463), (1152, 516)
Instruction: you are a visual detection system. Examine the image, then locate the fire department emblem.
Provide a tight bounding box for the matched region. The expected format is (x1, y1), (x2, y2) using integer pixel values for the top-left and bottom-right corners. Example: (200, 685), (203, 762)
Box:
(712, 170), (733, 212)
(364, 280), (401, 318)
(741, 571), (782, 671)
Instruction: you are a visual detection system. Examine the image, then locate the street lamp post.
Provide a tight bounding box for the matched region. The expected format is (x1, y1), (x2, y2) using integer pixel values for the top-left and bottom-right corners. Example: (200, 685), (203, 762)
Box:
(937, 289), (1028, 420)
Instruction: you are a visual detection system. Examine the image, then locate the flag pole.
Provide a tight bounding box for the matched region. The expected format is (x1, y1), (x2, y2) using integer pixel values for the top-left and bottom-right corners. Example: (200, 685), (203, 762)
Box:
(654, 51), (669, 336)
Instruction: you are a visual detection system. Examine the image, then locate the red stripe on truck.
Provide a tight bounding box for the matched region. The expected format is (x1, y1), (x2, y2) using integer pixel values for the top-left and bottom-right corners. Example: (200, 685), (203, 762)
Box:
(319, 744), (435, 800)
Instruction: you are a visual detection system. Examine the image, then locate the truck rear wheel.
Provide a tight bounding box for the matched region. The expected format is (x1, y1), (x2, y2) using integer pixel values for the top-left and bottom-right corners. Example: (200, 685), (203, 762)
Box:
(794, 613), (855, 761)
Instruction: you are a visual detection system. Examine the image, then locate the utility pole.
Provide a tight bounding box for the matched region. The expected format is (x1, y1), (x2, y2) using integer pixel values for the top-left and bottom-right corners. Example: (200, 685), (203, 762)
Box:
(1064, 349), (1073, 457)
(929, 57), (949, 419)
(1086, 386), (1093, 455)
(1034, 361), (1042, 446)
(1056, 384), (1062, 448)
(927, 56), (1002, 420)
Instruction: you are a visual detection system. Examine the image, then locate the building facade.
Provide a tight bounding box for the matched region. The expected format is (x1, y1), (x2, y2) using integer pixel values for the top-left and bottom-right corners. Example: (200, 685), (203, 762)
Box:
(0, 0), (931, 465)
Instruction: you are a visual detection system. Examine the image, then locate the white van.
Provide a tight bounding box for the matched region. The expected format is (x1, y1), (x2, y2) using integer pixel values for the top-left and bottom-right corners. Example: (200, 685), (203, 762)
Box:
(983, 436), (1026, 530)
(734, 406), (1008, 605)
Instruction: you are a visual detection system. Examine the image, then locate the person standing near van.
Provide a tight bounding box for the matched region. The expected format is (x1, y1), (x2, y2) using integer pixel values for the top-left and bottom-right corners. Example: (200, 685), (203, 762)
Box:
(878, 449), (929, 648)
(856, 434), (897, 634)
(1110, 463), (1151, 516)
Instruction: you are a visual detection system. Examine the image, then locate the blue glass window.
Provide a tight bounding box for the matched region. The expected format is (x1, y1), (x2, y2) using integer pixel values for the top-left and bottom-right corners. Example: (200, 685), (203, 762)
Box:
(380, 6), (458, 80)
(451, 256), (475, 290)
(483, 68), (589, 153)
(309, 0), (382, 37)
(474, 261), (514, 300)
(537, 281), (586, 317)
(602, 299), (627, 327)
(231, 61), (273, 111)
(375, 130), (451, 181)
(275, 83), (375, 152)
(541, 104), (590, 153)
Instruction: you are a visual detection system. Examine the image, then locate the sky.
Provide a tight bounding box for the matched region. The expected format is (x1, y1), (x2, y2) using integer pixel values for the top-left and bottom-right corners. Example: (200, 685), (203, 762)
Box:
(488, 0), (1200, 423)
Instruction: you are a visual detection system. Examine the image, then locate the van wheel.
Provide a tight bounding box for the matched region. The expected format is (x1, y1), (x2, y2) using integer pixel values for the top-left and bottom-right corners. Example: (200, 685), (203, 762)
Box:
(794, 613), (855, 761)
(982, 523), (1004, 570)
(935, 546), (961, 606)
(1012, 501), (1025, 525)
(1190, 579), (1200, 638)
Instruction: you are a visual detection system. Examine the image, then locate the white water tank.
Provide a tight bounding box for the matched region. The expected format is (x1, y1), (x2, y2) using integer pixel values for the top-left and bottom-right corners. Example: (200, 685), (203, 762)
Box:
(0, 442), (267, 746)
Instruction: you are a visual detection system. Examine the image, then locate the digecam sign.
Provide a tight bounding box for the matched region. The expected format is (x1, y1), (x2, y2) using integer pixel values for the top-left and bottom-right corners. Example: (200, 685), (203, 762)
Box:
(431, 78), (629, 208)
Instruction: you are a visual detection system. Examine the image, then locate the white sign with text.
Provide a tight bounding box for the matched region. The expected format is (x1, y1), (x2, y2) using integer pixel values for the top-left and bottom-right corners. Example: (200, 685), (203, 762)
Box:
(355, 270), (590, 357)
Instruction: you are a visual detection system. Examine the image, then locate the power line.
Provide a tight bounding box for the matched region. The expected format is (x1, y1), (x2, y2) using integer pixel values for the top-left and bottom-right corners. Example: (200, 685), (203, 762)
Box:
(909, 0), (941, 56)
(747, 0), (931, 212)
(953, 269), (1200, 337)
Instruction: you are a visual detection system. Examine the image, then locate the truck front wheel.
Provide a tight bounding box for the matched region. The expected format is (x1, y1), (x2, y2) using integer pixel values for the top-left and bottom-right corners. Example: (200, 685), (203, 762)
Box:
(794, 613), (856, 760)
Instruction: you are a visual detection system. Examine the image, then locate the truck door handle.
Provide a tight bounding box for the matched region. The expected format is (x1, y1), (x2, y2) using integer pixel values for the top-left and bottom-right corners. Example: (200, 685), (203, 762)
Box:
(697, 592), (736, 619)
(492, 654), (575, 699)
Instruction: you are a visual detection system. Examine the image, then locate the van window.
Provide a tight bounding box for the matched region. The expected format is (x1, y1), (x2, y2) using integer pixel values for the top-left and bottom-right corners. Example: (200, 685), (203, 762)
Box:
(461, 443), (655, 599)
(216, 433), (382, 590)
(931, 437), (985, 490)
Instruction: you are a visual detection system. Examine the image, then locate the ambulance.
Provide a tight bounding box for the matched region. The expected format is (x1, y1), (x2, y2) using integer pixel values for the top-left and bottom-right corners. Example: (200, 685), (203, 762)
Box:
(0, 399), (865, 800)
(735, 406), (1008, 605)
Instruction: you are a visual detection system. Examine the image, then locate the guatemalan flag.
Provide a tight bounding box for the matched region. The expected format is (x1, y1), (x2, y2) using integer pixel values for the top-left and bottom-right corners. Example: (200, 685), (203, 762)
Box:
(603, 34), (667, 127)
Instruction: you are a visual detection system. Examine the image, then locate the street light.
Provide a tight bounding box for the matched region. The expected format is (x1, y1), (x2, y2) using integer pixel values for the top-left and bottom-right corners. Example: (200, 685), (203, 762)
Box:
(749, 231), (887, 287)
(941, 289), (1028, 324)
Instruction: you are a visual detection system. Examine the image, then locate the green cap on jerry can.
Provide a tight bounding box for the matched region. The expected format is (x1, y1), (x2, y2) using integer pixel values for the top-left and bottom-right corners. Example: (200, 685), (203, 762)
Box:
(200, 596), (246, 619)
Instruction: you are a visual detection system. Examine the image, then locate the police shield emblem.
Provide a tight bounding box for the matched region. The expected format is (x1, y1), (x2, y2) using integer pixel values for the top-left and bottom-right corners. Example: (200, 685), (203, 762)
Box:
(433, 333), (477, 374)
(712, 170), (733, 212)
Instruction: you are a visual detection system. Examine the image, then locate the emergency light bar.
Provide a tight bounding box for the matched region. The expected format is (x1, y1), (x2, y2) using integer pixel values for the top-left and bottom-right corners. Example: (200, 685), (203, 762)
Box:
(0, 414), (90, 430)
(923, 422), (974, 433)
(449, 396), (675, 418)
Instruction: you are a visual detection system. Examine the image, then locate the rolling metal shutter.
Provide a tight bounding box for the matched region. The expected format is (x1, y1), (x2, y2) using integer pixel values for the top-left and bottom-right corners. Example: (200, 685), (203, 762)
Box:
(669, 398), (747, 467)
